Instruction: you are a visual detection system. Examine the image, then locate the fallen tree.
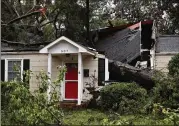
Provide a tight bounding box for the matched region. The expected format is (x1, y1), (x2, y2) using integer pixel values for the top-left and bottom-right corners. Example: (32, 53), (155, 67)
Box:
(109, 60), (155, 89)
(87, 60), (155, 108)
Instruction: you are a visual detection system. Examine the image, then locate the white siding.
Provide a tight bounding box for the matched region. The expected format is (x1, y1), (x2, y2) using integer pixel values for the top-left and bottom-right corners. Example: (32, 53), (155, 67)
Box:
(155, 54), (175, 73)
(51, 56), (62, 81)
(83, 56), (98, 87)
(50, 56), (64, 97)
(1, 53), (99, 102)
(48, 40), (79, 54)
(1, 54), (48, 92)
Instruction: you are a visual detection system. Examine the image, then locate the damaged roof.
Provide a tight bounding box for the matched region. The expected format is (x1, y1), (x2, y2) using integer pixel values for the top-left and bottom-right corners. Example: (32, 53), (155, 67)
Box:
(156, 35), (179, 53)
(2, 20), (154, 60)
(95, 25), (141, 63)
(1, 39), (50, 52)
(1, 38), (96, 52)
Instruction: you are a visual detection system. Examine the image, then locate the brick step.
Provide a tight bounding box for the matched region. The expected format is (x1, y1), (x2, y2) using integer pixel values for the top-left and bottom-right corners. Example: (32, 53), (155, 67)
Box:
(60, 100), (89, 109)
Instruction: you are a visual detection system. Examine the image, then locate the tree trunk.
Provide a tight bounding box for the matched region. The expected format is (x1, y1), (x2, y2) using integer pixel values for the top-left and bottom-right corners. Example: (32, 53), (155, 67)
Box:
(109, 60), (155, 90)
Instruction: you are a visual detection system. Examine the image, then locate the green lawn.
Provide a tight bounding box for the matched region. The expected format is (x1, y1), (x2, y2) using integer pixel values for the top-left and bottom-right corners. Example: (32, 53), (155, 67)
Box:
(62, 109), (174, 125)
(62, 109), (108, 125)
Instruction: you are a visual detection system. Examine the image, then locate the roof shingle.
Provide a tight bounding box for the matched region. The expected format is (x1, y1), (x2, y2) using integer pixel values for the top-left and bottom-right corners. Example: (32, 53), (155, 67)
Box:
(156, 35), (179, 53)
(95, 28), (141, 63)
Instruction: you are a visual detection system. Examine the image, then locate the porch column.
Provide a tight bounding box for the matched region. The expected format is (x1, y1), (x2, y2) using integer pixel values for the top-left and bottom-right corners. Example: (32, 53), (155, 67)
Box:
(105, 58), (109, 81)
(78, 52), (83, 105)
(47, 53), (52, 101)
(81, 55), (84, 100)
(150, 49), (155, 69)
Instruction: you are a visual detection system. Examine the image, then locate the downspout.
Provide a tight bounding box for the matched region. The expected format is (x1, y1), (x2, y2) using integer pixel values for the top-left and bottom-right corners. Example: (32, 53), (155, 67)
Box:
(139, 21), (142, 56)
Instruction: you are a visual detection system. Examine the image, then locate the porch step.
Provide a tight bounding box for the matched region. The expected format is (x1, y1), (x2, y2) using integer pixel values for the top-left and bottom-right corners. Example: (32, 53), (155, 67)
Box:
(60, 100), (89, 109)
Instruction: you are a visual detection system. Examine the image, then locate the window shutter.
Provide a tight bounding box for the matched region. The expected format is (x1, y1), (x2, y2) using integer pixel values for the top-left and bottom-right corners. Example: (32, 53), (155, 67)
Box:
(98, 58), (105, 86)
(23, 59), (30, 83)
(1, 60), (5, 81)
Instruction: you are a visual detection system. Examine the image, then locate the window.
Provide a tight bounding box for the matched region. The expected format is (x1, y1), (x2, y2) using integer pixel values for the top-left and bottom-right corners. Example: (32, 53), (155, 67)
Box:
(1, 59), (30, 82)
(98, 58), (105, 86)
(7, 60), (22, 81)
(1, 60), (5, 81)
(84, 69), (89, 77)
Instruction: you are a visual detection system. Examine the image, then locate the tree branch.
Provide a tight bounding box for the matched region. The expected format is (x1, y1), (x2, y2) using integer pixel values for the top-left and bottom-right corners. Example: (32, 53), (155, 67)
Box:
(1, 39), (25, 45)
(109, 60), (155, 89)
(1, 39), (51, 46)
(12, 5), (24, 24)
(53, 10), (62, 39)
(40, 20), (55, 27)
(7, 11), (41, 24)
(25, 5), (36, 15)
(2, 1), (15, 16)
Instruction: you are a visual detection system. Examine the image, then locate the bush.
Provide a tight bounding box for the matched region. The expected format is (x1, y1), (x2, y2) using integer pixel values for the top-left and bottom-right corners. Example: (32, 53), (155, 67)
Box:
(152, 71), (179, 109)
(99, 82), (147, 114)
(168, 54), (179, 76)
(1, 66), (66, 125)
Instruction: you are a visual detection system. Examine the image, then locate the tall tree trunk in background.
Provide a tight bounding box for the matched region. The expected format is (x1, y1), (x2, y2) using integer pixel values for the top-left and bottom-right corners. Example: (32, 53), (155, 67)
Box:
(86, 0), (89, 42)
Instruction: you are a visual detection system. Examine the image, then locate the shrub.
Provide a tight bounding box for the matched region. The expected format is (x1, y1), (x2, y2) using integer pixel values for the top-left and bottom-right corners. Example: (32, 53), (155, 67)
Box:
(168, 54), (179, 76)
(99, 82), (147, 114)
(152, 103), (179, 125)
(1, 66), (66, 125)
(152, 71), (179, 109)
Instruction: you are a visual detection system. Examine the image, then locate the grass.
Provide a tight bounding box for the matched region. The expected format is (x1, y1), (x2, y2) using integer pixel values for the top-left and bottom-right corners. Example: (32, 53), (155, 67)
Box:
(62, 109), (174, 125)
(62, 109), (108, 125)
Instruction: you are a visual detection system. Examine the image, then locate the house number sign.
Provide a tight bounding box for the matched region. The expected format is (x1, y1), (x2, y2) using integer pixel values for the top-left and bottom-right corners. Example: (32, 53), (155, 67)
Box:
(61, 50), (68, 53)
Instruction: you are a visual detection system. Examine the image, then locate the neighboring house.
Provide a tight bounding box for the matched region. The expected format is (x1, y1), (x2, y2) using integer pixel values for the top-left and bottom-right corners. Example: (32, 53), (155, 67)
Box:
(1, 36), (109, 105)
(154, 35), (179, 72)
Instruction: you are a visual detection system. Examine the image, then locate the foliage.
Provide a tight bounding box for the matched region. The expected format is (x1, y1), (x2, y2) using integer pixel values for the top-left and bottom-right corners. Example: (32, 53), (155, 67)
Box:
(1, 65), (66, 125)
(151, 54), (179, 109)
(2, 0), (179, 46)
(112, 0), (179, 34)
(152, 70), (179, 109)
(90, 18), (127, 30)
(63, 109), (177, 125)
(168, 54), (179, 76)
(1, 0), (108, 43)
(63, 109), (108, 125)
(152, 103), (179, 125)
(99, 82), (147, 114)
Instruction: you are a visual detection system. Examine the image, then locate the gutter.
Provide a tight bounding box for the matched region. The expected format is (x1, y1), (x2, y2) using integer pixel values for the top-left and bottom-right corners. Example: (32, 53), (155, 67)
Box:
(1, 51), (44, 55)
(155, 52), (179, 55)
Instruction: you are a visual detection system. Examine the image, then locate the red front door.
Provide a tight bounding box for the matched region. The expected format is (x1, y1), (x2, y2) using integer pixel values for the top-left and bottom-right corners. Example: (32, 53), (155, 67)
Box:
(65, 63), (78, 99)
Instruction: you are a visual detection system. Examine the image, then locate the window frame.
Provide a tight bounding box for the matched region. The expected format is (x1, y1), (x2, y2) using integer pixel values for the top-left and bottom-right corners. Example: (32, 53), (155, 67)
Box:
(5, 58), (24, 81)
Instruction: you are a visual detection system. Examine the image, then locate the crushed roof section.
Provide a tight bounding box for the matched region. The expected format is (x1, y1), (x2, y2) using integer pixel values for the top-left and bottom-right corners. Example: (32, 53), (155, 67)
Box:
(95, 28), (141, 63)
(1, 40), (50, 52)
(156, 35), (179, 53)
(1, 38), (96, 53)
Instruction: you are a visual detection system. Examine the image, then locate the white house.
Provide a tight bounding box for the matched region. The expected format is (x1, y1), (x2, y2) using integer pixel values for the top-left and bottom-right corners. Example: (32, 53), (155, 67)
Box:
(3, 21), (177, 105)
(154, 35), (179, 72)
(1, 36), (109, 105)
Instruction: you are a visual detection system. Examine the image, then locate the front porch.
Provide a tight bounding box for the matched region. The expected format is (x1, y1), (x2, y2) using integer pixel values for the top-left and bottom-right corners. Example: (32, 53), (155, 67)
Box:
(51, 53), (92, 105)
(39, 36), (99, 105)
(60, 100), (89, 109)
